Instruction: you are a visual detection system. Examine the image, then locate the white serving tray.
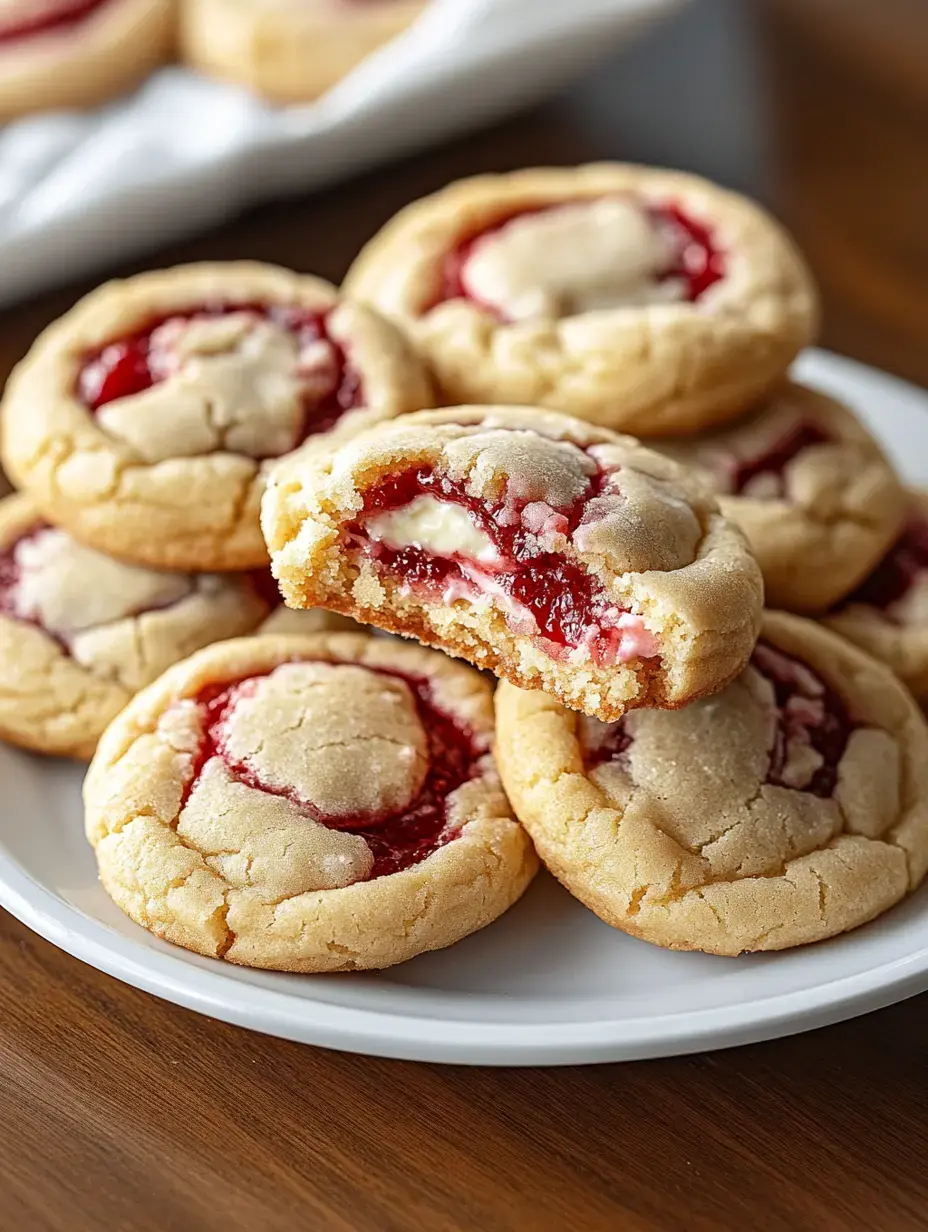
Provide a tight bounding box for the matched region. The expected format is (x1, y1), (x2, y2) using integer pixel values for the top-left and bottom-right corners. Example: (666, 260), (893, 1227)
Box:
(1, 348), (927, 1066)
(0, 0), (683, 306)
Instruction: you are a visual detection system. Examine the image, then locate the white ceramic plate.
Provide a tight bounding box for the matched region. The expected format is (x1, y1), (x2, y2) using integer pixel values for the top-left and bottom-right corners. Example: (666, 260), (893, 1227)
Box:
(1, 347), (926, 1066)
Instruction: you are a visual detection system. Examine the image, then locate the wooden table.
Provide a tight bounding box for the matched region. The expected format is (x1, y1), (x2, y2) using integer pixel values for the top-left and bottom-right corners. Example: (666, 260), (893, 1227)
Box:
(2, 4), (928, 1228)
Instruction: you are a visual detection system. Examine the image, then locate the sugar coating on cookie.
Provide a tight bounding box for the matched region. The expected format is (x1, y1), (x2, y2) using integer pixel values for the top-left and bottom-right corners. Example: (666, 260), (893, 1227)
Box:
(825, 490), (928, 697)
(653, 382), (906, 612)
(344, 164), (818, 435)
(262, 406), (764, 722)
(0, 262), (435, 571)
(0, 494), (270, 759)
(0, 0), (173, 121)
(180, 0), (428, 103)
(495, 612), (928, 955)
(84, 633), (537, 972)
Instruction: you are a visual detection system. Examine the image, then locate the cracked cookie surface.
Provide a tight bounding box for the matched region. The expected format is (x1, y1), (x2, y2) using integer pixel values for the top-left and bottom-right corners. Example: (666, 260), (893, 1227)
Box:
(825, 490), (928, 697)
(1, 261), (435, 571)
(180, 0), (428, 103)
(495, 612), (928, 955)
(84, 632), (536, 971)
(0, 493), (269, 759)
(344, 164), (818, 436)
(0, 0), (173, 121)
(262, 405), (764, 722)
(652, 382), (906, 612)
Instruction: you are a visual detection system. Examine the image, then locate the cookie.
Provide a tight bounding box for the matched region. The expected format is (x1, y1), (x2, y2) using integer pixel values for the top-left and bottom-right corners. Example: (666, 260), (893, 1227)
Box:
(652, 382), (906, 612)
(825, 490), (928, 698)
(0, 493), (269, 759)
(84, 632), (537, 971)
(257, 603), (358, 636)
(0, 0), (173, 121)
(262, 405), (764, 722)
(344, 164), (818, 436)
(180, 0), (427, 103)
(1, 261), (435, 572)
(495, 612), (928, 955)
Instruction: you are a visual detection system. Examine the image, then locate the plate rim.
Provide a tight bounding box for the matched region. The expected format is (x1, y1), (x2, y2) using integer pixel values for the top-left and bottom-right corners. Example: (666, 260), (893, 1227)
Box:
(2, 346), (927, 1066)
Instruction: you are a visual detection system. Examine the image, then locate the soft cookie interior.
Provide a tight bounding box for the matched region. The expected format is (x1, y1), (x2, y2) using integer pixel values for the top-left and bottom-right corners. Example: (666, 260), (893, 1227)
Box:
(263, 408), (763, 721)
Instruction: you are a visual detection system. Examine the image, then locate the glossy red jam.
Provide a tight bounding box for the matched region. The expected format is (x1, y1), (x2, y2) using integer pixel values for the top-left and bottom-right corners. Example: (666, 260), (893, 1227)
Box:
(0, 0), (107, 44)
(353, 463), (641, 663)
(184, 664), (480, 879)
(434, 198), (725, 315)
(843, 517), (928, 613)
(78, 302), (364, 449)
(730, 421), (830, 496)
(752, 641), (852, 798)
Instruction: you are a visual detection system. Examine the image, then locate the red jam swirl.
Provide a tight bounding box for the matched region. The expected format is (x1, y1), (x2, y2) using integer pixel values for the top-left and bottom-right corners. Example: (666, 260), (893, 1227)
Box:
(434, 199), (725, 314)
(184, 664), (480, 879)
(842, 517), (928, 612)
(584, 642), (853, 799)
(0, 0), (107, 44)
(77, 302), (364, 449)
(352, 463), (640, 662)
(729, 421), (830, 496)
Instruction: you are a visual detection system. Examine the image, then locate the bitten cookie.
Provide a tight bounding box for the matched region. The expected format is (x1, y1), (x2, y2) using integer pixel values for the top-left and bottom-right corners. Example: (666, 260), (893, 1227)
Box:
(652, 382), (906, 612)
(84, 633), (537, 971)
(1, 261), (435, 572)
(0, 0), (173, 121)
(180, 0), (427, 103)
(0, 493), (268, 759)
(495, 612), (928, 955)
(825, 490), (928, 698)
(344, 164), (818, 435)
(262, 405), (764, 721)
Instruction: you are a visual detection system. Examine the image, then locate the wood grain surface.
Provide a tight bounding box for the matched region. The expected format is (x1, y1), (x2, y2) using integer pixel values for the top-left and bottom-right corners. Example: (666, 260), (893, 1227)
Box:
(2, 3), (928, 1228)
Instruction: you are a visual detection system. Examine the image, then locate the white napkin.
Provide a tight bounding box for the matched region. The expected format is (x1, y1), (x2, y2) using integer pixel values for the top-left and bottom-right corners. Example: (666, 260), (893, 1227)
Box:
(0, 0), (684, 306)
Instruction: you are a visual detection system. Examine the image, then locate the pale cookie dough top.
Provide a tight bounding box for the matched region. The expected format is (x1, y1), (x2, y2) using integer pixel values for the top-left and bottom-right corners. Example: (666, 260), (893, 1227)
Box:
(0, 495), (265, 692)
(87, 634), (503, 900)
(1, 262), (435, 571)
(580, 637), (874, 882)
(495, 613), (928, 954)
(264, 405), (747, 669)
(345, 165), (816, 347)
(656, 381), (894, 504)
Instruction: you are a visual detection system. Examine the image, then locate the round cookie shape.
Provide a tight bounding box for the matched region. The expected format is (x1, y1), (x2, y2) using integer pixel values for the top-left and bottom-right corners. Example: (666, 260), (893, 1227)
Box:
(262, 405), (764, 722)
(825, 490), (928, 698)
(257, 602), (359, 636)
(344, 164), (818, 436)
(0, 0), (173, 121)
(0, 493), (269, 759)
(84, 633), (537, 972)
(652, 382), (906, 612)
(495, 612), (928, 955)
(0, 261), (435, 572)
(180, 0), (428, 103)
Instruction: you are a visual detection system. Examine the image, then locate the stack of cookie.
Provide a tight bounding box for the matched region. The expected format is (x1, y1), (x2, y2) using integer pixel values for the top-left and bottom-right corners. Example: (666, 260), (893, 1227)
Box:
(2, 0), (428, 121)
(3, 162), (927, 974)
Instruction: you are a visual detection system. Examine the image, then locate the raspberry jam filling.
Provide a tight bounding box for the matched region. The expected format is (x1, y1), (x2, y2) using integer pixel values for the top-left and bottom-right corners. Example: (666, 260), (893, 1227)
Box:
(184, 664), (480, 879)
(351, 464), (658, 665)
(728, 421), (830, 497)
(435, 198), (724, 315)
(585, 642), (853, 798)
(842, 517), (928, 613)
(77, 302), (363, 448)
(0, 0), (107, 44)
